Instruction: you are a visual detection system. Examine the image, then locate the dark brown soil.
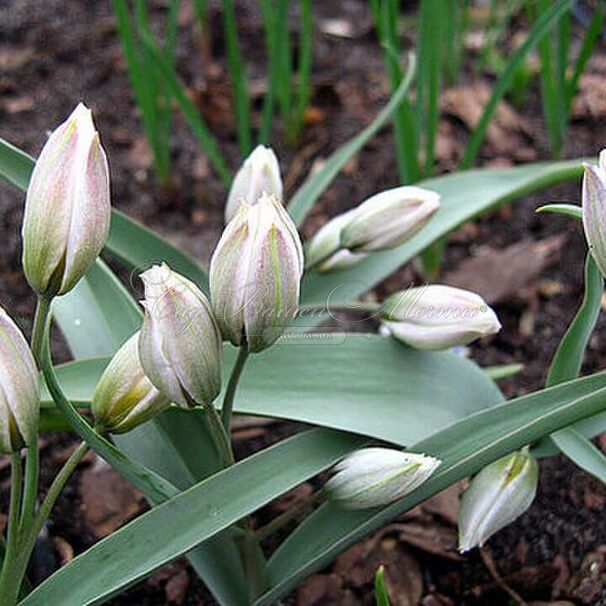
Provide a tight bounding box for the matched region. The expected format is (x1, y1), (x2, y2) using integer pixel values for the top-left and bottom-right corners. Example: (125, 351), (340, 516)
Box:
(2, 0), (606, 604)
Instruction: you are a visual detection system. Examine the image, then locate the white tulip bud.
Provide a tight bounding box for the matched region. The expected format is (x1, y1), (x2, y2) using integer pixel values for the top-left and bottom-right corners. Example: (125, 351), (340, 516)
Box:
(582, 151), (606, 279)
(0, 306), (39, 454)
(326, 447), (441, 509)
(138, 263), (223, 408)
(340, 186), (440, 252)
(22, 103), (111, 297)
(306, 186), (439, 272)
(458, 448), (538, 552)
(225, 145), (283, 223)
(380, 285), (501, 350)
(210, 193), (304, 353)
(92, 332), (171, 434)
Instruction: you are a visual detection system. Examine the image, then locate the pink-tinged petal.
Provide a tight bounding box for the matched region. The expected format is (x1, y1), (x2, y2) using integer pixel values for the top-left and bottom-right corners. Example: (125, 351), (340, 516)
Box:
(582, 162), (606, 278)
(225, 145), (283, 222)
(139, 264), (222, 407)
(340, 186), (440, 252)
(22, 103), (111, 297)
(211, 193), (304, 352)
(61, 132), (110, 294)
(0, 306), (39, 452)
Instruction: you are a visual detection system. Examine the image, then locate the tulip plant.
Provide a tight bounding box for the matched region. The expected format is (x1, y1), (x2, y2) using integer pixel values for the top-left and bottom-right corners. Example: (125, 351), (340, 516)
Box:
(0, 80), (605, 605)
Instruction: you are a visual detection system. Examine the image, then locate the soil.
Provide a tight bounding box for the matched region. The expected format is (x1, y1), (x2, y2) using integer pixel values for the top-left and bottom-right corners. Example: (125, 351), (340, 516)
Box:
(1, 0), (606, 604)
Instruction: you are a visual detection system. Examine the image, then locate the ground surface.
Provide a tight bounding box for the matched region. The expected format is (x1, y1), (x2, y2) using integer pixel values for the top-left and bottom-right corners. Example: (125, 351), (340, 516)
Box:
(1, 0), (606, 604)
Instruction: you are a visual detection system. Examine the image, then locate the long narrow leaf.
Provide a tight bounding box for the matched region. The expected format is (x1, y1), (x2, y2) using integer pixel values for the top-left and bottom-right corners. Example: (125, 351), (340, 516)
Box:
(20, 429), (367, 606)
(221, 0), (252, 155)
(41, 335), (502, 447)
(139, 30), (232, 185)
(260, 377), (606, 604)
(460, 0), (574, 168)
(546, 253), (606, 483)
(288, 54), (416, 225)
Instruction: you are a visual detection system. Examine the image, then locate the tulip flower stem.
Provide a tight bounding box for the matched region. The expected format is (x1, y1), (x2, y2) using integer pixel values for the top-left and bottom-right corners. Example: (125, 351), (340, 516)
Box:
(0, 454), (23, 606)
(255, 489), (326, 543)
(221, 347), (249, 432)
(31, 442), (89, 542)
(204, 402), (236, 468)
(31, 296), (51, 368)
(19, 442), (39, 529)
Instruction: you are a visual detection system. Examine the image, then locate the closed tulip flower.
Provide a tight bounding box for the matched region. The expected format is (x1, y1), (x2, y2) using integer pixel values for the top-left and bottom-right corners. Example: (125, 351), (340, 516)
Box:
(341, 186), (440, 252)
(305, 209), (368, 272)
(22, 103), (111, 297)
(326, 447), (440, 509)
(225, 145), (283, 223)
(92, 332), (170, 434)
(0, 306), (39, 454)
(458, 448), (538, 552)
(210, 193), (304, 353)
(138, 263), (222, 408)
(380, 285), (501, 350)
(306, 186), (440, 272)
(582, 150), (606, 278)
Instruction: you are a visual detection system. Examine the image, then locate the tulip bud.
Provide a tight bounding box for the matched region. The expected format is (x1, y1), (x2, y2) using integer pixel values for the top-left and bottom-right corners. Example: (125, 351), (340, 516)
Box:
(326, 447), (441, 510)
(305, 209), (369, 272)
(22, 103), (111, 297)
(225, 145), (283, 223)
(340, 186), (440, 252)
(582, 152), (606, 279)
(0, 306), (39, 454)
(306, 186), (439, 272)
(92, 332), (170, 434)
(458, 448), (538, 552)
(210, 193), (304, 353)
(380, 285), (501, 350)
(138, 263), (222, 408)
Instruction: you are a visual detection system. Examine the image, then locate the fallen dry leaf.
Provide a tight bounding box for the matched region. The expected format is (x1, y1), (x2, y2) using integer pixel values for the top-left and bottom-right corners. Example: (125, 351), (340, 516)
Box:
(80, 456), (143, 538)
(442, 83), (536, 161)
(444, 235), (566, 305)
(396, 522), (462, 561)
(165, 569), (189, 605)
(571, 73), (606, 120)
(335, 537), (423, 606)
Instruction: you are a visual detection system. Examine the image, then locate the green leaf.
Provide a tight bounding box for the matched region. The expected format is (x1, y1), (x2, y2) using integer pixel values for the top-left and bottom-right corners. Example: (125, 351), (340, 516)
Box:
(107, 210), (209, 293)
(50, 254), (247, 605)
(374, 566), (390, 606)
(546, 253), (606, 483)
(287, 55), (416, 226)
(138, 29), (232, 186)
(546, 254), (602, 387)
(53, 260), (142, 358)
(301, 159), (584, 306)
(259, 373), (606, 604)
(483, 363), (524, 381)
(0, 137), (209, 293)
(20, 429), (367, 606)
(460, 0), (575, 168)
(536, 202), (582, 220)
(41, 335), (503, 446)
(0, 136), (32, 189)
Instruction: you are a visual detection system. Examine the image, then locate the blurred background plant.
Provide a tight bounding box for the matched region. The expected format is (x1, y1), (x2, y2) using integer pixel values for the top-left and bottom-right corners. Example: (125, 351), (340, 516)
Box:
(112, 0), (313, 187)
(368, 0), (603, 275)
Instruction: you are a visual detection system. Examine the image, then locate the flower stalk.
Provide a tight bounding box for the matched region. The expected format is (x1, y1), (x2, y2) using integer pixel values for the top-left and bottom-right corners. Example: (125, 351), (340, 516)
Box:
(221, 347), (250, 432)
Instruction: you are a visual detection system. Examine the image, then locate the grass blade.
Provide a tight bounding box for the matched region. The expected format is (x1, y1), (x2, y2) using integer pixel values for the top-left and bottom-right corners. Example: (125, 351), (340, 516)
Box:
(139, 30), (232, 185)
(221, 0), (252, 155)
(460, 0), (575, 169)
